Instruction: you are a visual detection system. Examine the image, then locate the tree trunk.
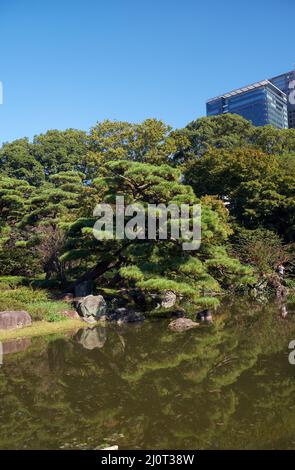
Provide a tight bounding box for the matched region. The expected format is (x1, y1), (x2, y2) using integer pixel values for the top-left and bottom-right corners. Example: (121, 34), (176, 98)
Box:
(65, 247), (125, 293)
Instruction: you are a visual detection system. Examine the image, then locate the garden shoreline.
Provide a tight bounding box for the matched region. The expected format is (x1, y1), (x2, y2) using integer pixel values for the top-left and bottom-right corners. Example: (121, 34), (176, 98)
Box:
(0, 318), (89, 342)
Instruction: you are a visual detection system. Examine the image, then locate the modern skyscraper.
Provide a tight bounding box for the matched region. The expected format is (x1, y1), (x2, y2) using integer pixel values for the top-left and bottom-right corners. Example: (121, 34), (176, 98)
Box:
(206, 80), (288, 129)
(269, 70), (295, 128)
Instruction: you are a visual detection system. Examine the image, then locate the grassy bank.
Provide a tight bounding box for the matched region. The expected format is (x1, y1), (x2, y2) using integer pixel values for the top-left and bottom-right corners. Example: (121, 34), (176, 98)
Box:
(0, 281), (70, 321)
(0, 279), (88, 341)
(0, 318), (85, 341)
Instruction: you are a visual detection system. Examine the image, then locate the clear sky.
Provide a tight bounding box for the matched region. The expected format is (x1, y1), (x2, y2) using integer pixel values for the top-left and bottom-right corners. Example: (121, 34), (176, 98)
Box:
(0, 0), (294, 144)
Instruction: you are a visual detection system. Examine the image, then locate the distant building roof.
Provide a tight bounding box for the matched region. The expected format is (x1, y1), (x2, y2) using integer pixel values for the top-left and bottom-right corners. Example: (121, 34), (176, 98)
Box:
(270, 70), (294, 81)
(207, 79), (287, 104)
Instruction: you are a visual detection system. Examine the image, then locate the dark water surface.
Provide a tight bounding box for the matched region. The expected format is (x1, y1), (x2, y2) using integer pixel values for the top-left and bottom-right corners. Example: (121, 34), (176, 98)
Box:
(1, 300), (295, 450)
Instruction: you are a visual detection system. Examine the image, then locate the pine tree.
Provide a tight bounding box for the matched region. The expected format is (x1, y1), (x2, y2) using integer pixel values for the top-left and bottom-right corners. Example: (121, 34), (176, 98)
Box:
(64, 160), (254, 307)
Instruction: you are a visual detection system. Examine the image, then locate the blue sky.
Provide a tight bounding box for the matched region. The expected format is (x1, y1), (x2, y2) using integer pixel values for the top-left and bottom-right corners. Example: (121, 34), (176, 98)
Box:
(0, 0), (294, 144)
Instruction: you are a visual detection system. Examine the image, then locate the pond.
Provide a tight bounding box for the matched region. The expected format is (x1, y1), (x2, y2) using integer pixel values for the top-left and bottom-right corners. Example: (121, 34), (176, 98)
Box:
(1, 300), (295, 450)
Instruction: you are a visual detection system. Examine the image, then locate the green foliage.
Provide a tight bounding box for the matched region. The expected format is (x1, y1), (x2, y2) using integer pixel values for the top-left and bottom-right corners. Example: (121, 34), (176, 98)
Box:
(0, 138), (44, 185)
(32, 129), (88, 177)
(0, 286), (68, 321)
(26, 300), (69, 322)
(179, 114), (295, 159)
(185, 146), (295, 241)
(66, 158), (254, 307)
(1, 114), (293, 308)
(231, 227), (294, 278)
(86, 118), (189, 177)
(0, 286), (48, 311)
(179, 114), (254, 158)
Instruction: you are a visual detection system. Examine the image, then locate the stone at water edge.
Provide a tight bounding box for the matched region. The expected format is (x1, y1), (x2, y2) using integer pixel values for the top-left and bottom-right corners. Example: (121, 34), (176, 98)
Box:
(168, 317), (199, 332)
(0, 311), (32, 330)
(76, 295), (107, 320)
(161, 290), (177, 309)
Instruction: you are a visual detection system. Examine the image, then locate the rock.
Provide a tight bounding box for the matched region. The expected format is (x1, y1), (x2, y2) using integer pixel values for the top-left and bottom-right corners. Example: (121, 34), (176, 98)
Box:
(82, 316), (97, 324)
(76, 327), (107, 350)
(161, 290), (177, 309)
(168, 317), (199, 332)
(61, 310), (80, 320)
(0, 311), (32, 330)
(107, 307), (144, 324)
(76, 295), (107, 320)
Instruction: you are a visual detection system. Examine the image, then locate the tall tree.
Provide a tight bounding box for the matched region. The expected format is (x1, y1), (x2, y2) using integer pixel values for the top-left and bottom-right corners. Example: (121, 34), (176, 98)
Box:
(0, 138), (44, 185)
(185, 147), (295, 241)
(85, 119), (189, 178)
(32, 129), (88, 177)
(63, 160), (254, 305)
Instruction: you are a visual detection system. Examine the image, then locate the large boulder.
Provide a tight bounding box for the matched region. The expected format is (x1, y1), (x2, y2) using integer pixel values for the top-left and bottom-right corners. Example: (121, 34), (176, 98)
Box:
(0, 311), (32, 330)
(168, 317), (199, 332)
(76, 295), (107, 322)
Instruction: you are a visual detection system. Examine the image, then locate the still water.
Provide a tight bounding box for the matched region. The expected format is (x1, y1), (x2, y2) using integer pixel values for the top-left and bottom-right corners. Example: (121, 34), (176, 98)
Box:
(1, 300), (295, 450)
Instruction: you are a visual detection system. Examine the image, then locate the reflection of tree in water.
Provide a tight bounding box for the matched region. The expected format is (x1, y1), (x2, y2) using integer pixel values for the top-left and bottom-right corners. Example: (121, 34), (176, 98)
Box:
(1, 300), (295, 449)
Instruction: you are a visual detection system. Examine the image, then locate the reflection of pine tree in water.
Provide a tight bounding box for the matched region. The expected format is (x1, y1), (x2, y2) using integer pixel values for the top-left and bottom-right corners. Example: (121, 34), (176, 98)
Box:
(1, 300), (295, 449)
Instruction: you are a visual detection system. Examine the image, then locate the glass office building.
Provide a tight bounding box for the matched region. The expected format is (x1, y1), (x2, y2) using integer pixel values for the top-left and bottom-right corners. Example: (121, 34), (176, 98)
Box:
(206, 80), (288, 129)
(269, 71), (295, 128)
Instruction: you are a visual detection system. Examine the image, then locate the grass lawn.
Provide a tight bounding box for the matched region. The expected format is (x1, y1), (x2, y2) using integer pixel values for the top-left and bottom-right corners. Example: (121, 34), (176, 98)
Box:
(0, 318), (86, 341)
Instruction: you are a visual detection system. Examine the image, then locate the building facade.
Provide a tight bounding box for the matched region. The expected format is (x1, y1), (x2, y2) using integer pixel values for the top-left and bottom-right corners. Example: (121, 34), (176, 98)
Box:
(206, 79), (289, 129)
(269, 71), (295, 128)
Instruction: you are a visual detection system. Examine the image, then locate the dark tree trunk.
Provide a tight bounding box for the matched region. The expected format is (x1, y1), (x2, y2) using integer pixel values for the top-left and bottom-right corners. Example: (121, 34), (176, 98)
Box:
(65, 246), (126, 293)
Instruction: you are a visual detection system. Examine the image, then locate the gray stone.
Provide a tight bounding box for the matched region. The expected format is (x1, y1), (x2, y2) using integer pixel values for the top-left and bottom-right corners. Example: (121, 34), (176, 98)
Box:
(0, 311), (32, 330)
(161, 290), (177, 309)
(82, 315), (97, 324)
(76, 295), (107, 320)
(168, 317), (199, 332)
